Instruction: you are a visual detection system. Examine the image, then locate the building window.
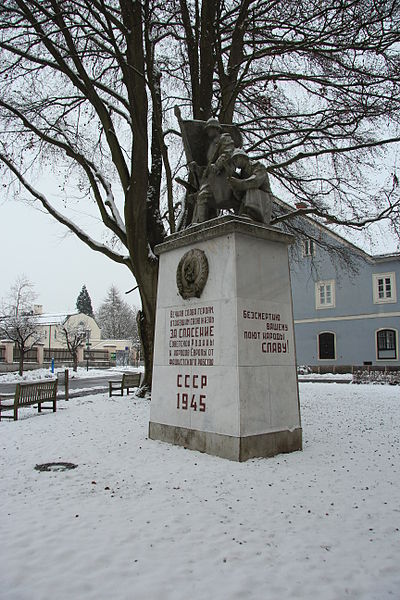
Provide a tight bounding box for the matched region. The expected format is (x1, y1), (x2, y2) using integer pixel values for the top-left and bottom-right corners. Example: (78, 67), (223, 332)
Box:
(376, 329), (397, 360)
(318, 332), (336, 360)
(315, 280), (335, 309)
(372, 272), (396, 304)
(302, 239), (316, 257)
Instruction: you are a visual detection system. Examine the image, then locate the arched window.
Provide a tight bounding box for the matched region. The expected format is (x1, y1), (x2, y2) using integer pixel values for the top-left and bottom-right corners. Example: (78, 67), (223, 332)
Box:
(318, 332), (336, 360)
(376, 329), (397, 360)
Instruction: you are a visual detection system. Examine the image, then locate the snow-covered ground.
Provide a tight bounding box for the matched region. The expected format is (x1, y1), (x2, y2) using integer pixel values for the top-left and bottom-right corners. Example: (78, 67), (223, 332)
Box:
(1, 383), (400, 600)
(0, 365), (143, 383)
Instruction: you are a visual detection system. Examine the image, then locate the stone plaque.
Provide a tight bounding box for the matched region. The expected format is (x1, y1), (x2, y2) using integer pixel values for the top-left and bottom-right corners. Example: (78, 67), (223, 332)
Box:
(176, 248), (209, 299)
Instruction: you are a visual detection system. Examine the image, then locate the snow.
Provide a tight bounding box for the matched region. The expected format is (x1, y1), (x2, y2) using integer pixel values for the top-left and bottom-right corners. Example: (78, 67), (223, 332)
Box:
(1, 383), (400, 600)
(298, 372), (353, 381)
(147, 242), (158, 261)
(33, 312), (73, 325)
(0, 365), (143, 384)
(100, 172), (126, 235)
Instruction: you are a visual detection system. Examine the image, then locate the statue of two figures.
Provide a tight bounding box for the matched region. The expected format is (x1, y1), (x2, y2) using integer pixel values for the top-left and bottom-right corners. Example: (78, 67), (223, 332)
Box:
(175, 107), (273, 229)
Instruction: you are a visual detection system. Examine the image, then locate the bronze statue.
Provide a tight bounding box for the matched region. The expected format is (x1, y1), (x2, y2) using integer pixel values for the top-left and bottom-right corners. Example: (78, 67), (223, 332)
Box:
(174, 107), (272, 227)
(229, 148), (273, 224)
(190, 118), (239, 222)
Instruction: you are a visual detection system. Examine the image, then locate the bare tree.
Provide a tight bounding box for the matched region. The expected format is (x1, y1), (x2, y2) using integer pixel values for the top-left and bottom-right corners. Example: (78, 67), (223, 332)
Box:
(0, 0), (163, 392)
(61, 319), (88, 372)
(0, 1), (399, 389)
(0, 276), (42, 375)
(170, 0), (400, 230)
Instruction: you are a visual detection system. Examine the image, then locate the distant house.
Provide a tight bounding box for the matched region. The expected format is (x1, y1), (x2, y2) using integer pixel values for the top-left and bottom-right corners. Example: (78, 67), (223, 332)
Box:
(33, 306), (100, 351)
(33, 305), (136, 365)
(0, 305), (136, 368)
(286, 207), (400, 369)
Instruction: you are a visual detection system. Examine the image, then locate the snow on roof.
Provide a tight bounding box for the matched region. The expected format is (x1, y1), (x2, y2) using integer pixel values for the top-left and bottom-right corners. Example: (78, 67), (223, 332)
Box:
(374, 251), (400, 261)
(33, 313), (78, 326)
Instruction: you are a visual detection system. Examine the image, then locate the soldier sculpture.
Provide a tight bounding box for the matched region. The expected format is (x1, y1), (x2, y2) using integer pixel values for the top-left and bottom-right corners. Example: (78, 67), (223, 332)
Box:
(175, 107), (273, 227)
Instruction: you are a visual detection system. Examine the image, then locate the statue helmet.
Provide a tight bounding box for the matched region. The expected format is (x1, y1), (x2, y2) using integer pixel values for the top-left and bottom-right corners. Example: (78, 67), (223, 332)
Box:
(204, 117), (222, 131)
(231, 148), (249, 161)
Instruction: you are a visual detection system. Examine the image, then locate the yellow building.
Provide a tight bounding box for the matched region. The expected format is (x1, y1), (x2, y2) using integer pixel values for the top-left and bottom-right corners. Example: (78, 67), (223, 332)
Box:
(0, 305), (138, 368)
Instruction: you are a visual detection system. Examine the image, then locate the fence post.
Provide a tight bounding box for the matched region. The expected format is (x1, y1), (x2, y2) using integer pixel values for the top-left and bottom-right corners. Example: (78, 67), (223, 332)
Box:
(14, 384), (20, 420)
(36, 344), (44, 365)
(65, 369), (69, 401)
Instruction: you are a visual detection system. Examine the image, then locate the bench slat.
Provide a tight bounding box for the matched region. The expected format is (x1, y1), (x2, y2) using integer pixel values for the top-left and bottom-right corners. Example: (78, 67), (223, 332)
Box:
(0, 380), (58, 421)
(17, 381), (57, 406)
(122, 373), (141, 386)
(109, 372), (141, 396)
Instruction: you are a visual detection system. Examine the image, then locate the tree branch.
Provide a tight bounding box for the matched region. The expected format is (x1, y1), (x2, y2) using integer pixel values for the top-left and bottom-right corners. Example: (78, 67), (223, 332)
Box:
(0, 152), (132, 268)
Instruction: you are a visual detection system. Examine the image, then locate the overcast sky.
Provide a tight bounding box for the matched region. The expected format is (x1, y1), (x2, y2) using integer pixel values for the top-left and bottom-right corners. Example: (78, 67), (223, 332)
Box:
(1, 197), (141, 314)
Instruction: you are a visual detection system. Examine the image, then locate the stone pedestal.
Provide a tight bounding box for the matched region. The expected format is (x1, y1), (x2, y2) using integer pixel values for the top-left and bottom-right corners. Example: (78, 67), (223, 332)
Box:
(149, 216), (302, 461)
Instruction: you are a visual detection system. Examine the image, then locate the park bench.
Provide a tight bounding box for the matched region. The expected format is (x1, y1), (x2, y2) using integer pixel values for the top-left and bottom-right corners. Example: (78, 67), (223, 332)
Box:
(0, 380), (58, 421)
(109, 372), (141, 397)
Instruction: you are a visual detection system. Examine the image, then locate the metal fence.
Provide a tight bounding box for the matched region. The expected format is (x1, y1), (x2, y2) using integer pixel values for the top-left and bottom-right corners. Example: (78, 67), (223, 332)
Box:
(44, 348), (71, 362)
(44, 348), (111, 365)
(8, 346), (112, 366)
(0, 346), (5, 362)
(84, 349), (109, 361)
(13, 347), (38, 362)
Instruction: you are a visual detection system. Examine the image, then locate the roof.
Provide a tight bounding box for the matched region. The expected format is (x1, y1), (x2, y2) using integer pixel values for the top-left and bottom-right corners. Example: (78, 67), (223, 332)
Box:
(373, 252), (400, 262)
(273, 196), (400, 264)
(33, 313), (77, 326)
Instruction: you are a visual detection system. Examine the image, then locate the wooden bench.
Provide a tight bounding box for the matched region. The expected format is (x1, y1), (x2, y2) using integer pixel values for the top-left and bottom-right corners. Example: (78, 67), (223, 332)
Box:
(0, 380), (58, 421)
(109, 372), (141, 397)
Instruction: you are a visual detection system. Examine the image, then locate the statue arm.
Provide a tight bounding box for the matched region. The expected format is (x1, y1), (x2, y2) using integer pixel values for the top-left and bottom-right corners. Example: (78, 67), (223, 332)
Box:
(248, 163), (271, 191)
(228, 163), (272, 195)
(229, 176), (253, 191)
(189, 161), (205, 181)
(236, 173), (264, 189)
(232, 164), (271, 191)
(214, 134), (236, 172)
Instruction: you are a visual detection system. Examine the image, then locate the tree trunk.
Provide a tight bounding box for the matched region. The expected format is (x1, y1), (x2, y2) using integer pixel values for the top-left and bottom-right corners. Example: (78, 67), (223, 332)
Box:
(136, 260), (159, 395)
(137, 309), (155, 394)
(19, 351), (24, 376)
(197, 0), (217, 120)
(73, 352), (78, 372)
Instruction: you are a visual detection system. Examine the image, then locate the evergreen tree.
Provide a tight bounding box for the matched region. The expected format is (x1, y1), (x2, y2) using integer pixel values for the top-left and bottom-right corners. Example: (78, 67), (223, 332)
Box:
(96, 285), (138, 341)
(76, 285), (94, 317)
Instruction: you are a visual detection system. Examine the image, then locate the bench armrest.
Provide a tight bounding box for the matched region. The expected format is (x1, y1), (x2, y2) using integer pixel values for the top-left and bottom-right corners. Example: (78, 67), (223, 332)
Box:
(109, 380), (123, 388)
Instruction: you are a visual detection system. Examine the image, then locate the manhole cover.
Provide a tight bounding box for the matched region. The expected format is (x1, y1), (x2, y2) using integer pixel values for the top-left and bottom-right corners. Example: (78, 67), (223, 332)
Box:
(34, 462), (78, 472)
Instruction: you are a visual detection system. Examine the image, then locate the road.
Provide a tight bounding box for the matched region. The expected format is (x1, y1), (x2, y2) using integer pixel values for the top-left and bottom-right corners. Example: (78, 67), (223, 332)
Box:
(0, 373), (125, 398)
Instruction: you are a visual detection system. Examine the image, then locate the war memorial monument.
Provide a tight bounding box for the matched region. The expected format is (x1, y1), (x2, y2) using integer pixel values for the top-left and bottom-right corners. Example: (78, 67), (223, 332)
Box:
(149, 109), (302, 461)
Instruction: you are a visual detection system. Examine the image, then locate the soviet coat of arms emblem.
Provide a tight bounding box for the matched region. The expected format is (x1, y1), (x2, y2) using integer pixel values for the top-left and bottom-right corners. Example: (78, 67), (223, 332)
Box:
(176, 249), (209, 299)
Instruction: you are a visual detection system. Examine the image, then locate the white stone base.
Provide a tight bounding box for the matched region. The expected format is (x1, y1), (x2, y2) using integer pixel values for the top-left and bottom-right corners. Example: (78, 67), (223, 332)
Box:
(149, 422), (302, 462)
(149, 216), (302, 461)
